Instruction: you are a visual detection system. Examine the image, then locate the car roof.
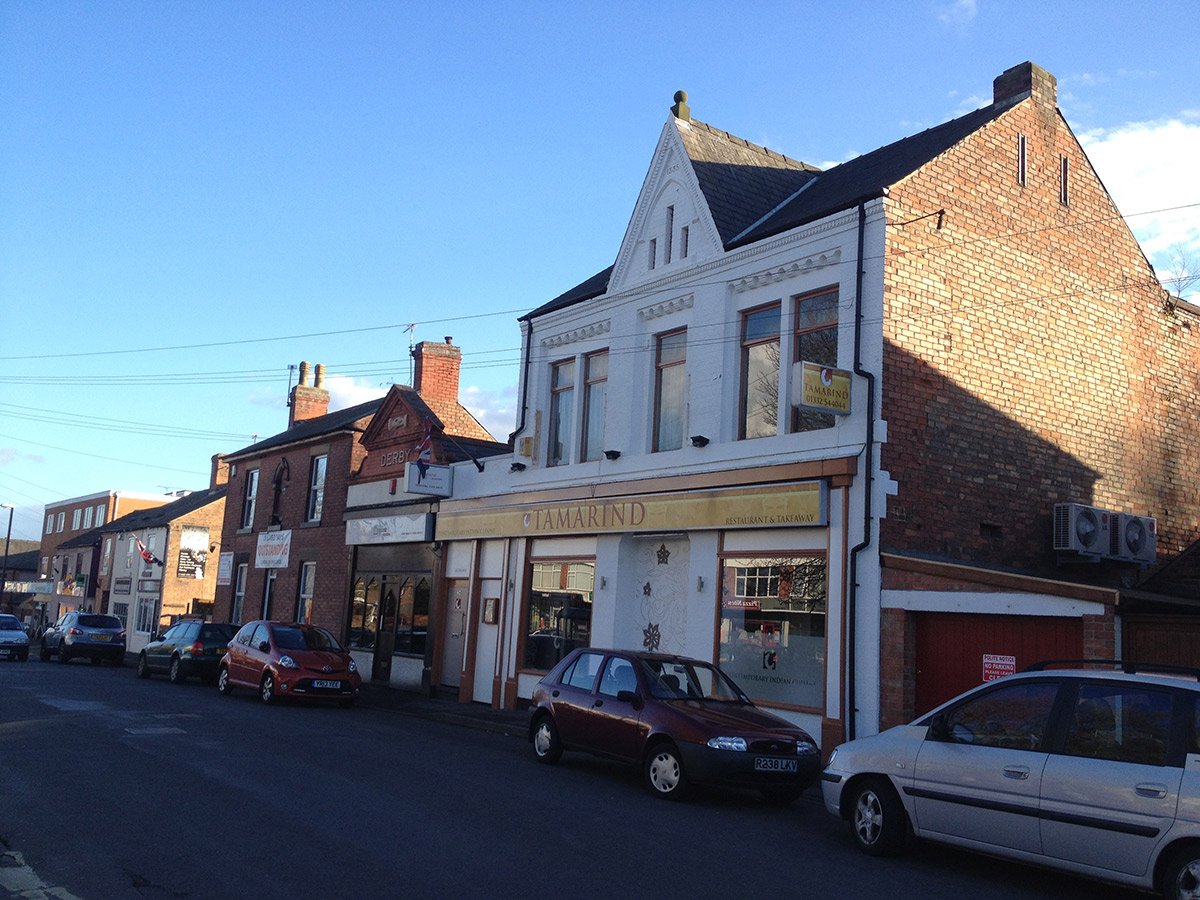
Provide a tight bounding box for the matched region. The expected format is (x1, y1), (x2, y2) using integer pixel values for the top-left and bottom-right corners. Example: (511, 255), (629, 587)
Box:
(979, 668), (1200, 691)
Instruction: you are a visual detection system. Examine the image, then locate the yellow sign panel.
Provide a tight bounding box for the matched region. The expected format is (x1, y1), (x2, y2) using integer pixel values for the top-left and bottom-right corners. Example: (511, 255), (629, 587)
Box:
(797, 362), (851, 415)
(436, 482), (826, 541)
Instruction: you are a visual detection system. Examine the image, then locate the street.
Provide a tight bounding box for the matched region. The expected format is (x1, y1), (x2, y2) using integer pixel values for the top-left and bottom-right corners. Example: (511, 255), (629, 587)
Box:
(1, 658), (1141, 900)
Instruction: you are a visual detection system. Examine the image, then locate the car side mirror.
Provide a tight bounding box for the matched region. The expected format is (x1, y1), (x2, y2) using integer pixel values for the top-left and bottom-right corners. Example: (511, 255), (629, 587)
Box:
(258, 640), (271, 653)
(617, 690), (643, 710)
(927, 712), (951, 742)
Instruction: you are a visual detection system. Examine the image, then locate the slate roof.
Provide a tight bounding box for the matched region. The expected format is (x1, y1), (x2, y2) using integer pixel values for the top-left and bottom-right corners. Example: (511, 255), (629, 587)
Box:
(223, 398), (384, 461)
(2, 549), (40, 573)
(59, 527), (103, 550)
(526, 96), (1016, 320)
(100, 485), (228, 534)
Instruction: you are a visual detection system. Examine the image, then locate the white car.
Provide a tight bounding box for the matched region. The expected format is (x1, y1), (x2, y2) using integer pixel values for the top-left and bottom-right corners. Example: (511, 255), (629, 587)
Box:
(822, 665), (1200, 899)
(0, 613), (30, 661)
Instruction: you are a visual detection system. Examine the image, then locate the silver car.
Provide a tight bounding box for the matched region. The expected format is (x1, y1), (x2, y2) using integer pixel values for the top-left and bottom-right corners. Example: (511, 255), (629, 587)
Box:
(0, 613), (29, 661)
(822, 665), (1200, 899)
(40, 611), (126, 665)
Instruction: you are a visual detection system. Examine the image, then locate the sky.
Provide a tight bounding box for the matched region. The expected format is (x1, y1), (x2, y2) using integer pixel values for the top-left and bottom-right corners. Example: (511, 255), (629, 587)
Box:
(1, 0), (1198, 541)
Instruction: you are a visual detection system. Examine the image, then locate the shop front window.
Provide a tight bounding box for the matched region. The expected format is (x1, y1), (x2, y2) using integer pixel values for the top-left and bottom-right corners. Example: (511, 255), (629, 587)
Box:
(524, 560), (594, 670)
(393, 577), (430, 655)
(718, 555), (825, 709)
(349, 578), (380, 649)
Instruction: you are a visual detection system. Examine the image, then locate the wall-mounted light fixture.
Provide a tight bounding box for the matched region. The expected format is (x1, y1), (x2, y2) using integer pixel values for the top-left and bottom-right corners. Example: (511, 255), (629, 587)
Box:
(510, 462), (527, 473)
(690, 435), (710, 448)
(603, 450), (621, 460)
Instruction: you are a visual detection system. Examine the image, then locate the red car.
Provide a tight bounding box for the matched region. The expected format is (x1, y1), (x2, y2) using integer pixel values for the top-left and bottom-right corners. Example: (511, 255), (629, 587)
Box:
(217, 621), (361, 707)
(529, 648), (821, 803)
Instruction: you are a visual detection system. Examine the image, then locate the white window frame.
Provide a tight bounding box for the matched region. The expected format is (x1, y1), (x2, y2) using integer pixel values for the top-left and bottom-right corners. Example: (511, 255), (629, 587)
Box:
(232, 563), (248, 625)
(242, 469), (259, 529)
(306, 455), (327, 523)
(72, 509), (81, 530)
(95, 504), (106, 526)
(83, 506), (94, 529)
(297, 561), (317, 623)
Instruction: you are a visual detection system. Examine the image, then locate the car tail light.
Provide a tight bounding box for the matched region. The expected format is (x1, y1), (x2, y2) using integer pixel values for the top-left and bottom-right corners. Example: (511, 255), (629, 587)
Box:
(190, 641), (205, 657)
(68, 627), (83, 635)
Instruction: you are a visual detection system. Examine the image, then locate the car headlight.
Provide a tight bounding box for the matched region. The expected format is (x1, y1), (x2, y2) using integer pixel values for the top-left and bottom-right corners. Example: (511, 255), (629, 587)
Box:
(797, 739), (817, 755)
(706, 736), (748, 752)
(278, 655), (299, 669)
(825, 748), (838, 767)
(348, 659), (357, 673)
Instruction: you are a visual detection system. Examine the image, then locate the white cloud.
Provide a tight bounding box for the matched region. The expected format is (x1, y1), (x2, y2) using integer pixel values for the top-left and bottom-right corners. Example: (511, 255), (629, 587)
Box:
(461, 382), (519, 442)
(325, 375), (387, 412)
(1081, 118), (1200, 299)
(935, 0), (977, 26)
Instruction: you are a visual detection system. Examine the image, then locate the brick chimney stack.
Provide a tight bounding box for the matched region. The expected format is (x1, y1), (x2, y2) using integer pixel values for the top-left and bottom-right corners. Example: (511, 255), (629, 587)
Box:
(289, 359), (331, 427)
(993, 61), (1057, 108)
(210, 453), (230, 488)
(413, 338), (461, 407)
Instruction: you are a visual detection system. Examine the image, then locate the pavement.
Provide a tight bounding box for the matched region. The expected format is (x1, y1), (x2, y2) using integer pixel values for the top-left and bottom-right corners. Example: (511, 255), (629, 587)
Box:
(356, 681), (531, 738)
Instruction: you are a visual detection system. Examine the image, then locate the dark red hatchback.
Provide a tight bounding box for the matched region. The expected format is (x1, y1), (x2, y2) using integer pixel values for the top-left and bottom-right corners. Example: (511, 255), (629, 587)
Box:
(529, 647), (820, 803)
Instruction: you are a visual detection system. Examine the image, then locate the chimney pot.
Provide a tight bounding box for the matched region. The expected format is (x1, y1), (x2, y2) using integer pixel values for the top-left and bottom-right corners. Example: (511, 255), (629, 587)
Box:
(314, 363), (325, 388)
(298, 361), (311, 386)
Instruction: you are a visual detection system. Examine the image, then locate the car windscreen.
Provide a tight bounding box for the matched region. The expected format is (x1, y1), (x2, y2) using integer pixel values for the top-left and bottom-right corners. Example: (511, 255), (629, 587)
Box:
(271, 626), (341, 652)
(640, 659), (749, 702)
(79, 615), (122, 629)
(0, 615), (21, 629)
(200, 624), (236, 642)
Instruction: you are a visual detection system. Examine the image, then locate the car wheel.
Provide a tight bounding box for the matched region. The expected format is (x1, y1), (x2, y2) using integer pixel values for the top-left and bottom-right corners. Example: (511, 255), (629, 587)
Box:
(58, 644), (70, 664)
(136, 653), (150, 678)
(849, 777), (907, 856)
(531, 715), (563, 764)
(217, 666), (233, 696)
(644, 742), (689, 800)
(259, 672), (276, 704)
(1163, 843), (1200, 900)
(168, 656), (185, 684)
(40, 642), (50, 662)
(760, 786), (804, 806)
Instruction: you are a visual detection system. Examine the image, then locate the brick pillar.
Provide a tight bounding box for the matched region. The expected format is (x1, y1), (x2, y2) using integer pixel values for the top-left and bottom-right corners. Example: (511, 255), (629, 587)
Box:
(879, 608), (916, 731)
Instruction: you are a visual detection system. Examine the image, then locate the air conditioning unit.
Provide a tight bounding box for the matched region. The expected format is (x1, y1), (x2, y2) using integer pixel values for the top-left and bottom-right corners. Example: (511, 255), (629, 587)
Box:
(1053, 503), (1111, 557)
(1109, 512), (1157, 565)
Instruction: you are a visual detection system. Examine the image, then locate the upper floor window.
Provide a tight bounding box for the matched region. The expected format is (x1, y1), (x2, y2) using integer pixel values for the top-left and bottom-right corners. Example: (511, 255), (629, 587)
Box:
(548, 359), (576, 467)
(72, 509), (81, 530)
(45, 515), (53, 535)
(680, 225), (689, 259)
(664, 205), (675, 264)
(56, 512), (65, 532)
(242, 469), (259, 529)
(740, 304), (781, 439)
(648, 238), (657, 271)
(792, 288), (840, 433)
(297, 561), (317, 624)
(306, 455), (328, 522)
(83, 506), (94, 529)
(581, 351), (608, 463)
(654, 329), (687, 452)
(95, 504), (106, 526)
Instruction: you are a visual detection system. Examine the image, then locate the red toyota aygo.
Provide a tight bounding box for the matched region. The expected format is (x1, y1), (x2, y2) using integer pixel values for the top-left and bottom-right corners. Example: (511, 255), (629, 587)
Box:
(218, 620), (362, 707)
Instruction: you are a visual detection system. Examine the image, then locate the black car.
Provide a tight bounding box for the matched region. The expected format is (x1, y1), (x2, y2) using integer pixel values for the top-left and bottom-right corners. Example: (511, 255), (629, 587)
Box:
(137, 621), (237, 683)
(529, 648), (821, 802)
(40, 612), (126, 664)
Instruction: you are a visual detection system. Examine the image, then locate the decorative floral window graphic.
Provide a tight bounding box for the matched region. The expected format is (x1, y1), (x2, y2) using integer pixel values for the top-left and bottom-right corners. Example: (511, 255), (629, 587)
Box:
(718, 555), (826, 709)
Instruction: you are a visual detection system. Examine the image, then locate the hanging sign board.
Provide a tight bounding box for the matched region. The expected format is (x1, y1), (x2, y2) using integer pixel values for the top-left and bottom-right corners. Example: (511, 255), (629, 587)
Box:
(793, 361), (852, 415)
(405, 462), (453, 497)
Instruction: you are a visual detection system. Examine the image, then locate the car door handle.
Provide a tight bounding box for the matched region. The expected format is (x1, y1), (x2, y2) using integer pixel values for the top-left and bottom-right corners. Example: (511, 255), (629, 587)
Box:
(593, 700), (604, 708)
(1002, 765), (1030, 780)
(551, 690), (560, 697)
(1136, 783), (1168, 799)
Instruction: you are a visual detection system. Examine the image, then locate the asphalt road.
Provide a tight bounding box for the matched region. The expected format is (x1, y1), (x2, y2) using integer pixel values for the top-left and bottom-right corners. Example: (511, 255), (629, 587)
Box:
(0, 657), (1142, 900)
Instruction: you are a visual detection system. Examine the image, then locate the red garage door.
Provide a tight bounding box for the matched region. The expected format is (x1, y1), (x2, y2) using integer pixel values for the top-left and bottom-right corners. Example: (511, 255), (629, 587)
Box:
(914, 612), (1083, 717)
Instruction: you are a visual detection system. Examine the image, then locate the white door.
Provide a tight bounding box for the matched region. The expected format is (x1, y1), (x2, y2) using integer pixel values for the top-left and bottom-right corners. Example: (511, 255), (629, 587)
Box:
(440, 582), (468, 689)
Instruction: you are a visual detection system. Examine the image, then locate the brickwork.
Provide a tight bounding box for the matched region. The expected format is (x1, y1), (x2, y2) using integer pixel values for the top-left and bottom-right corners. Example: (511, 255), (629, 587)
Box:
(878, 607), (916, 730)
(880, 85), (1200, 579)
(412, 339), (494, 440)
(158, 495), (227, 621)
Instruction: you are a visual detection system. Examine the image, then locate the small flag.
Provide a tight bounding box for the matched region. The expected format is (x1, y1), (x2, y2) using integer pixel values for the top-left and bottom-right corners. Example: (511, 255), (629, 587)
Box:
(135, 537), (162, 567)
(415, 418), (433, 481)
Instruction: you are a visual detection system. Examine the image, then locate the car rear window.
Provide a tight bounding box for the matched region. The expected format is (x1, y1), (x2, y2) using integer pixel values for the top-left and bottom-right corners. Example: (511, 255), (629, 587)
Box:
(201, 624), (236, 642)
(79, 615), (122, 629)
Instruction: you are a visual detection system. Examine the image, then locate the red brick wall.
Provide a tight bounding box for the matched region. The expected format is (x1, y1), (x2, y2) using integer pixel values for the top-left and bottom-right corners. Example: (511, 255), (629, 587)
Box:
(215, 423), (370, 637)
(160, 496), (227, 621)
(880, 92), (1200, 579)
(879, 608), (916, 730)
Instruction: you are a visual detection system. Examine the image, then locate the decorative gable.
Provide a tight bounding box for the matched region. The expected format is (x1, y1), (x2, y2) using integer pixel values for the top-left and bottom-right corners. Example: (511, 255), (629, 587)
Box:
(608, 118), (723, 294)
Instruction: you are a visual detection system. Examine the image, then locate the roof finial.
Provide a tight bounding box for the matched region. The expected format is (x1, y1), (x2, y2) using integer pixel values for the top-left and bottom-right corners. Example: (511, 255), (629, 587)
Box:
(671, 90), (690, 122)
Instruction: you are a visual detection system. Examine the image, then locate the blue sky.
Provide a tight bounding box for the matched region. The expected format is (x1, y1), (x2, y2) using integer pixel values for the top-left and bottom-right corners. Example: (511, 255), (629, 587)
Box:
(1, 0), (1198, 540)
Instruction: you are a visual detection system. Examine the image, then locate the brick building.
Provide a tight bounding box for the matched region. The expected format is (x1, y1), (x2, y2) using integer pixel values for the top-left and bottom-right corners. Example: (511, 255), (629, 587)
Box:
(435, 62), (1199, 745)
(213, 342), (507, 680)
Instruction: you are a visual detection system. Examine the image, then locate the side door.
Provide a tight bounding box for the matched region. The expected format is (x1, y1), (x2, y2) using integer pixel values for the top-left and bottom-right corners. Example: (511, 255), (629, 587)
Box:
(911, 679), (1060, 854)
(1039, 680), (1182, 878)
(578, 655), (644, 762)
(243, 623), (272, 685)
(226, 624), (256, 685)
(149, 624), (181, 672)
(548, 651), (605, 749)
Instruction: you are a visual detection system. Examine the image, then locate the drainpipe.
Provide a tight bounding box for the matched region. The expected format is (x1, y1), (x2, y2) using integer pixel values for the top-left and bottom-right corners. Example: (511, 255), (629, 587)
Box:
(508, 319), (534, 446)
(847, 200), (877, 742)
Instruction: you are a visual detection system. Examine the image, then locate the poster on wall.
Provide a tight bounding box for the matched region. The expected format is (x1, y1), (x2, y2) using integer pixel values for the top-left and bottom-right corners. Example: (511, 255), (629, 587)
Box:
(177, 525), (210, 580)
(216, 552), (234, 586)
(256, 530), (292, 569)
